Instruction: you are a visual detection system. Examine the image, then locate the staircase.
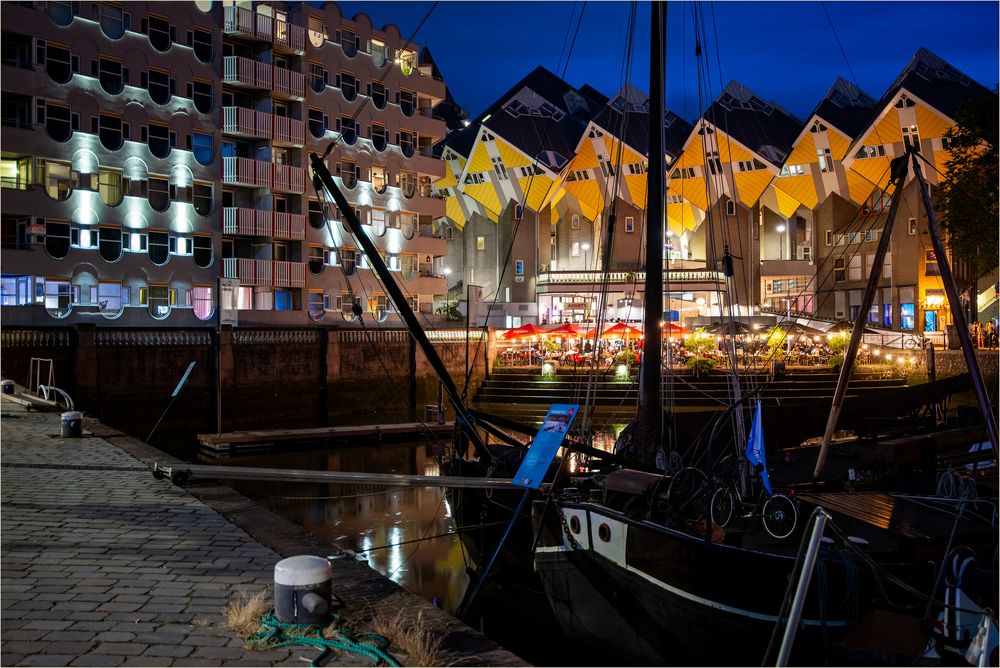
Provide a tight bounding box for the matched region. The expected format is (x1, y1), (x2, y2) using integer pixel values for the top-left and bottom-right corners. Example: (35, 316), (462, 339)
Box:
(472, 366), (907, 425)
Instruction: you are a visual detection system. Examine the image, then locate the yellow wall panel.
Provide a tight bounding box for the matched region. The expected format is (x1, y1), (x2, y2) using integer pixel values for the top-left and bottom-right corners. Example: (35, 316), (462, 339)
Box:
(446, 196), (467, 229)
(667, 202), (700, 233)
(867, 110), (903, 146)
(496, 137), (531, 169)
(603, 135), (644, 166)
(717, 134), (753, 163)
(573, 138), (599, 169)
(518, 176), (554, 212)
(773, 175), (818, 210)
(845, 170), (876, 205)
(624, 173), (647, 208)
(466, 140), (493, 174)
(827, 130), (851, 161)
(670, 178), (708, 212)
(464, 182), (501, 220)
(676, 142), (706, 168)
(435, 170), (457, 189)
(850, 156), (892, 190)
(772, 186), (802, 218)
(564, 181), (602, 221)
(786, 131), (817, 166)
(915, 104), (953, 141)
(733, 170), (772, 208)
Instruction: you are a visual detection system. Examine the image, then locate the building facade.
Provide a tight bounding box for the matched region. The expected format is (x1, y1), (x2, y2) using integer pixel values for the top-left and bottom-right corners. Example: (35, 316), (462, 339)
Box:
(0, 1), (449, 328)
(435, 50), (995, 337)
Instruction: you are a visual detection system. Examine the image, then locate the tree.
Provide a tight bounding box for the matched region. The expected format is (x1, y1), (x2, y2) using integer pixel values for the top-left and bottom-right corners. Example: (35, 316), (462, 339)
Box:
(938, 89), (999, 321)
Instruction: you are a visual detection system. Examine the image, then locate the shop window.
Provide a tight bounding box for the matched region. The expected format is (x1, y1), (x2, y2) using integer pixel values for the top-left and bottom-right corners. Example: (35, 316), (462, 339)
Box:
(900, 303), (915, 330)
(94, 57), (124, 94)
(1, 275), (32, 305)
(45, 220), (70, 258)
(99, 226), (122, 262)
(191, 28), (212, 62)
(44, 279), (72, 318)
(95, 113), (123, 150)
(148, 176), (169, 211)
(145, 15), (172, 52)
(98, 282), (124, 317)
(193, 235), (212, 267)
(40, 161), (73, 200)
(308, 108), (328, 138)
(147, 123), (171, 159)
(145, 69), (171, 104)
(192, 286), (213, 320)
(1, 215), (30, 250)
(144, 284), (170, 318)
(43, 102), (74, 142)
(147, 231), (169, 265)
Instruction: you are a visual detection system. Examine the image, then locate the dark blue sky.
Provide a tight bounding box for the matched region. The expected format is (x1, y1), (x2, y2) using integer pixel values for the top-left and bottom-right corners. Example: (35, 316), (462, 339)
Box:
(339, 1), (998, 123)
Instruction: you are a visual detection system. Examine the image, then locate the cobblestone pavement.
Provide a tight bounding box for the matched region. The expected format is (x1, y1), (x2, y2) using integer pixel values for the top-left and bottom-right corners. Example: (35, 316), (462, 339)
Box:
(0, 399), (526, 667)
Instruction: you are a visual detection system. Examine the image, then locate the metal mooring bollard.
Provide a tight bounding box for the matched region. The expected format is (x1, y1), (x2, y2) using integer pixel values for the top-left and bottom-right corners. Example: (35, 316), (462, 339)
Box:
(274, 555), (333, 625)
(61, 411), (83, 438)
(1, 380), (14, 395)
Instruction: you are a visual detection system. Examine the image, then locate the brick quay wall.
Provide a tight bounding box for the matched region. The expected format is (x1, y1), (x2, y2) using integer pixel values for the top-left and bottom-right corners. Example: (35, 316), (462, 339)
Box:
(1, 326), (495, 435)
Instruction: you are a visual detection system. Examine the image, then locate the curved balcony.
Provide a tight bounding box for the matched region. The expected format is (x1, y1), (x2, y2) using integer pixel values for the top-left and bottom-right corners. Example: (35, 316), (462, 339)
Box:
(341, 173), (357, 190)
(372, 135), (387, 152)
(400, 143), (415, 159)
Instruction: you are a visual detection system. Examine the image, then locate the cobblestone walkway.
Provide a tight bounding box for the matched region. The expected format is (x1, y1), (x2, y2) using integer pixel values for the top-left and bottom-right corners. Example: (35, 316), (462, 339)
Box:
(0, 400), (332, 667)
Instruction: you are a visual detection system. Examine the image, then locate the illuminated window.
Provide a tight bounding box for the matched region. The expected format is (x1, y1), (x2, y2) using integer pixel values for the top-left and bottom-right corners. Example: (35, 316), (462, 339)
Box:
(901, 125), (920, 153)
(40, 161), (73, 200)
(192, 286), (213, 320)
(817, 148), (832, 173)
(625, 217), (634, 233)
(476, 236), (485, 252)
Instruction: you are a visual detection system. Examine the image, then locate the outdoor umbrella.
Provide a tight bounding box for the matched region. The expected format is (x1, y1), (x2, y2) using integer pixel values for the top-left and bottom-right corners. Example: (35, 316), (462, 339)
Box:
(704, 321), (752, 337)
(546, 322), (588, 337)
(662, 322), (691, 335)
(831, 319), (879, 335)
(602, 322), (643, 339)
(502, 323), (549, 340)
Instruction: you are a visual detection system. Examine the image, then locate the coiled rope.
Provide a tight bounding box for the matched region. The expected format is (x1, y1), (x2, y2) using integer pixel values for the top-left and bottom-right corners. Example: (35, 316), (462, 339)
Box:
(245, 608), (400, 667)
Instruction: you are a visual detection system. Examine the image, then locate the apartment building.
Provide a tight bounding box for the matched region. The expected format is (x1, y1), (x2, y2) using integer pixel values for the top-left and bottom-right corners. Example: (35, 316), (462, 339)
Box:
(0, 1), (449, 328)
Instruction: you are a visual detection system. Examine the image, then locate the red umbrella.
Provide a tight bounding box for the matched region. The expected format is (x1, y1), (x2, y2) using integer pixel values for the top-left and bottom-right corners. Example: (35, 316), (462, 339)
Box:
(662, 322), (691, 335)
(601, 322), (643, 339)
(546, 322), (587, 337)
(502, 323), (550, 340)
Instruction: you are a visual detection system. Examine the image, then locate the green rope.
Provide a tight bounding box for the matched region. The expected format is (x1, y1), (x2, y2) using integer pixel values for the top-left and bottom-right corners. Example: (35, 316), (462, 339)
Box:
(245, 608), (401, 667)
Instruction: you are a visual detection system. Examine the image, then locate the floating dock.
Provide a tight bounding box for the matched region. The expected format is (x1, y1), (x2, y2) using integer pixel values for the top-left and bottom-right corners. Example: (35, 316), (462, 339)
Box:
(197, 421), (455, 453)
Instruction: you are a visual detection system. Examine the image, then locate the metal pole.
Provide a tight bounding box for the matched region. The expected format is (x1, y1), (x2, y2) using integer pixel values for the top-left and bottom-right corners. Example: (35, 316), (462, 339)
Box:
(456, 488), (532, 620)
(310, 153), (493, 461)
(814, 155), (908, 480)
(776, 509), (830, 667)
(911, 154), (998, 450)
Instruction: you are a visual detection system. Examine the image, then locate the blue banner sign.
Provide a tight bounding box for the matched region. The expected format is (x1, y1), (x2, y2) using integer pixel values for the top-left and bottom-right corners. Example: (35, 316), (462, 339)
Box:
(513, 404), (580, 489)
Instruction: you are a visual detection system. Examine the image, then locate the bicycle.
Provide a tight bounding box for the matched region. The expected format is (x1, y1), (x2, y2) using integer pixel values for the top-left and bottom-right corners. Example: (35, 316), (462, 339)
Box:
(903, 333), (928, 350)
(707, 457), (799, 540)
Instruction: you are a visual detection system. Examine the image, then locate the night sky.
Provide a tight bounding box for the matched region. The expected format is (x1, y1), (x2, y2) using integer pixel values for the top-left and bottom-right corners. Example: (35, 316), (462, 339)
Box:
(338, 1), (999, 123)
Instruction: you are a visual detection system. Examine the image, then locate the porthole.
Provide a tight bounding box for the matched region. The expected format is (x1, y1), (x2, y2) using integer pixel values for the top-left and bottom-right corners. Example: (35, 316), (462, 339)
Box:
(569, 515), (581, 535)
(597, 523), (611, 543)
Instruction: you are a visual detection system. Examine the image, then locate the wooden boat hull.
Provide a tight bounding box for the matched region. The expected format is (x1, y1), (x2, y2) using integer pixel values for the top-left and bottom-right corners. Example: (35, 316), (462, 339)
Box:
(532, 499), (859, 665)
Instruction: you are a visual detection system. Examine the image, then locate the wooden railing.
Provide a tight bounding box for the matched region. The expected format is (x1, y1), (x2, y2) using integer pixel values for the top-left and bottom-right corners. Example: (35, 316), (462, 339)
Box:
(223, 207), (271, 237)
(222, 106), (269, 139)
(273, 164), (305, 194)
(224, 7), (305, 53)
(272, 115), (304, 146)
(273, 65), (305, 99)
(222, 157), (271, 188)
(273, 212), (306, 240)
(272, 261), (306, 288)
(223, 258), (306, 288)
(223, 56), (272, 89)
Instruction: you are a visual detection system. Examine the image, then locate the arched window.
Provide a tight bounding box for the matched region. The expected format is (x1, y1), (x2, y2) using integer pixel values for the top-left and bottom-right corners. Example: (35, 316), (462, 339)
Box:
(44, 220), (71, 259)
(193, 235), (213, 268)
(44, 44), (73, 83)
(99, 169), (123, 206)
(148, 231), (169, 265)
(99, 227), (123, 262)
(339, 248), (357, 277)
(44, 104), (73, 142)
(98, 282), (125, 319)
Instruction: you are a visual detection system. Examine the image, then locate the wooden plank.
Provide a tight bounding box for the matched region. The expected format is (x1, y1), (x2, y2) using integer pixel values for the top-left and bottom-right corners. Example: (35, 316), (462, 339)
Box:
(197, 422), (453, 449)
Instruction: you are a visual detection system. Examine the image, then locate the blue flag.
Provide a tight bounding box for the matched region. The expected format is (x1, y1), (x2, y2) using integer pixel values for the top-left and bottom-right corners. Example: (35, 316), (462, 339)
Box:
(745, 401), (772, 496)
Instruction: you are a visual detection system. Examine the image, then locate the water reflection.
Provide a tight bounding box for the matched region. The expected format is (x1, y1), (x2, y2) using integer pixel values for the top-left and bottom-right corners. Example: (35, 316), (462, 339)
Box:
(215, 441), (471, 613)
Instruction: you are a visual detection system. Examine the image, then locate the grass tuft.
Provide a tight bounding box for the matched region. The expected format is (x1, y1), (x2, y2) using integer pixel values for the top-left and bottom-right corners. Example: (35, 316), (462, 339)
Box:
(367, 608), (451, 667)
(225, 590), (270, 639)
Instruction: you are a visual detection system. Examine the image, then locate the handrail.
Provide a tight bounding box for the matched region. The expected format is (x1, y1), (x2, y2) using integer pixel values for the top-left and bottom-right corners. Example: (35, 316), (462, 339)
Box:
(537, 270), (727, 284)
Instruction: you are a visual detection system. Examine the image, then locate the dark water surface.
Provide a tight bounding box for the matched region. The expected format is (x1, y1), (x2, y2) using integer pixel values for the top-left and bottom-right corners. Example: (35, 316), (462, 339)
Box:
(152, 434), (620, 665)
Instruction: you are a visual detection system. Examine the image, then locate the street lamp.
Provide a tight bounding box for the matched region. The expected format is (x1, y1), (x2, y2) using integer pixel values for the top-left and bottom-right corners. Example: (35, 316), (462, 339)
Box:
(776, 224), (786, 260)
(582, 242), (590, 269)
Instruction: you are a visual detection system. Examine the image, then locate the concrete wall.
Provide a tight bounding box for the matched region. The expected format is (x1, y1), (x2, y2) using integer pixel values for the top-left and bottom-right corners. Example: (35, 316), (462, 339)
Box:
(1, 325), (492, 436)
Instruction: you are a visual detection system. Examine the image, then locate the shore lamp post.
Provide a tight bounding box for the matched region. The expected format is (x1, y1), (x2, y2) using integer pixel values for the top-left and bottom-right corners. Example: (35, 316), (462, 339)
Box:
(582, 243), (590, 270)
(444, 267), (452, 317)
(776, 224), (786, 260)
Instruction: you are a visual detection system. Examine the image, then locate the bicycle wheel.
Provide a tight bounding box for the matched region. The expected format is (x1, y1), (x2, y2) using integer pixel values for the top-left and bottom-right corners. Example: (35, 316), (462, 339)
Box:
(665, 467), (709, 524)
(710, 486), (735, 527)
(761, 494), (798, 539)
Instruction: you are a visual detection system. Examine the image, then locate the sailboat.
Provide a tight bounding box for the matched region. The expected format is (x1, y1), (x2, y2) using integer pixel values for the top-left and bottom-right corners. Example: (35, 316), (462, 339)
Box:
(526, 4), (997, 666)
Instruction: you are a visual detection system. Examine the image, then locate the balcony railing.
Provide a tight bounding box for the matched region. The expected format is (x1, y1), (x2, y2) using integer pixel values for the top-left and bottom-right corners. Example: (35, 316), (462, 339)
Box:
(273, 163), (306, 194)
(223, 208), (306, 240)
(537, 270), (727, 285)
(273, 260), (306, 288)
(222, 157), (271, 188)
(223, 6), (272, 41)
(273, 212), (306, 240)
(222, 106), (270, 139)
(272, 115), (305, 146)
(223, 207), (271, 237)
(223, 258), (306, 288)
(223, 56), (272, 89)
(273, 18), (305, 53)
(273, 66), (305, 99)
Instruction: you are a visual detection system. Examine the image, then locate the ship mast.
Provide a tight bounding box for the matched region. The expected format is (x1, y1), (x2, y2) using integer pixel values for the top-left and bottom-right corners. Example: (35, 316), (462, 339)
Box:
(636, 2), (667, 463)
